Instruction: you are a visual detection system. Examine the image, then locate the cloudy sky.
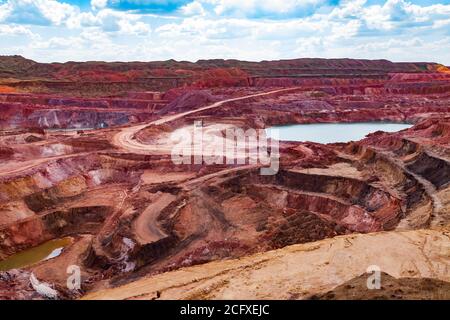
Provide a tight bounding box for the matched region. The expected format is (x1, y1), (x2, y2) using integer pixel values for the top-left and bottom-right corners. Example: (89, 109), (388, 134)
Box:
(0, 0), (449, 64)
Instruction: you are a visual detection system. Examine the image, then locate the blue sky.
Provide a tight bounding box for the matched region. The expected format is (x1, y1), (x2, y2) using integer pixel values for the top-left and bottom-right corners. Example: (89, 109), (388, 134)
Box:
(0, 0), (449, 64)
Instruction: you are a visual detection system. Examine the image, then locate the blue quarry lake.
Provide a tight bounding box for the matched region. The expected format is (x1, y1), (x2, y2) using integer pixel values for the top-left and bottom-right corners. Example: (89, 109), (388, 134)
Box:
(266, 122), (412, 143)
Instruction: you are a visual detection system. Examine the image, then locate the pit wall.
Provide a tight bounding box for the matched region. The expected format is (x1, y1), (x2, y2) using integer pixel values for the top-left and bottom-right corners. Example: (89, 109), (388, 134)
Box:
(0, 206), (111, 258)
(221, 169), (404, 231)
(0, 153), (149, 255)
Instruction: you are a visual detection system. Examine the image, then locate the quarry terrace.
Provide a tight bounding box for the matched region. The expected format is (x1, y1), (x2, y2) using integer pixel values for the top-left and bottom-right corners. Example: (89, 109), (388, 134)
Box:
(0, 56), (449, 300)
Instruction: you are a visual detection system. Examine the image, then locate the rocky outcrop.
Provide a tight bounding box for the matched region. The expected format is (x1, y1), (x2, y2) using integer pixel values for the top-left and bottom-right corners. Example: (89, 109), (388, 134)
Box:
(158, 90), (219, 115)
(311, 272), (450, 300)
(0, 206), (111, 256)
(82, 227), (450, 300)
(0, 56), (446, 96)
(407, 152), (450, 189)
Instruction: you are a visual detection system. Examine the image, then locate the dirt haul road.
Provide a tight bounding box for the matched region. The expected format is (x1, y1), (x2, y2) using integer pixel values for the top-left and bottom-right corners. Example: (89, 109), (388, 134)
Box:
(112, 88), (300, 155)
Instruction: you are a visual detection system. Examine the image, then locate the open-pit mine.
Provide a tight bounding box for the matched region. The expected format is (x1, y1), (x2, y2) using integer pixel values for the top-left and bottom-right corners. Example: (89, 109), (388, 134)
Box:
(0, 56), (449, 300)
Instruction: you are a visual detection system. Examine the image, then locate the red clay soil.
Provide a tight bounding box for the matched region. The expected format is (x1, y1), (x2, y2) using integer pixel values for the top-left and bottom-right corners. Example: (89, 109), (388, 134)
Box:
(0, 57), (449, 300)
(309, 272), (450, 300)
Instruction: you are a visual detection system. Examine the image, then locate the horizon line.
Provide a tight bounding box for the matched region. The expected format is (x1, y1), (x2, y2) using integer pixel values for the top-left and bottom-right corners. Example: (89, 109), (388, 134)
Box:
(0, 54), (446, 66)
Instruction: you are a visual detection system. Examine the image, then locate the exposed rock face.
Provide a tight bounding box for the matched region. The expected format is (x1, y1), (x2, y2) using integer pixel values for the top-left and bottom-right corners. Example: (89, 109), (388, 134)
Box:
(82, 227), (450, 300)
(1, 55), (449, 97)
(311, 272), (450, 300)
(0, 147), (14, 159)
(0, 93), (163, 130)
(0, 270), (46, 300)
(0, 57), (448, 300)
(158, 90), (219, 115)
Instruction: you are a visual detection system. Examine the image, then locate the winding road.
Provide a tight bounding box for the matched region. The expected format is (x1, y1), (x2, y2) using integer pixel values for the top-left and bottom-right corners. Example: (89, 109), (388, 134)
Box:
(0, 88), (297, 178)
(112, 87), (300, 155)
(0, 152), (92, 178)
(121, 88), (300, 244)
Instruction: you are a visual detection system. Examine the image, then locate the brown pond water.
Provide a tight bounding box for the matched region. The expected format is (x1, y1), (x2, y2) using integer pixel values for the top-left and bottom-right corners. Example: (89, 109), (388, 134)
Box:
(0, 237), (73, 272)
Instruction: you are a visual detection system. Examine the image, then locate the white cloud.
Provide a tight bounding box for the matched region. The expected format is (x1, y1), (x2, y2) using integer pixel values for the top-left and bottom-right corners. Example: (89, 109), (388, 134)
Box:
(30, 36), (84, 50)
(0, 24), (36, 37)
(180, 1), (205, 16)
(156, 17), (255, 39)
(210, 0), (329, 17)
(91, 0), (108, 9)
(0, 1), (151, 35)
(354, 36), (450, 62)
(0, 0), (449, 64)
(67, 8), (151, 35)
(0, 0), (78, 26)
(433, 18), (450, 29)
(117, 19), (151, 35)
(362, 0), (450, 30)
